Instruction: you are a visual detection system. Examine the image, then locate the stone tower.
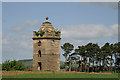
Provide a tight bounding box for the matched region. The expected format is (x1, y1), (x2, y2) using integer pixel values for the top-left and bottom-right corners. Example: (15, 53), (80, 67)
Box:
(32, 17), (61, 71)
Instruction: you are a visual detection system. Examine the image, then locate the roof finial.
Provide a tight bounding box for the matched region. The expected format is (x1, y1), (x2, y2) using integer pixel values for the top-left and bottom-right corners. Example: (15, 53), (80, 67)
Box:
(46, 17), (48, 20)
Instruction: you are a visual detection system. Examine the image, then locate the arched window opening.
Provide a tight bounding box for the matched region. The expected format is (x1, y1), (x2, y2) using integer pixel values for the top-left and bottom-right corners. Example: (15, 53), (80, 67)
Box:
(38, 41), (41, 46)
(38, 50), (41, 57)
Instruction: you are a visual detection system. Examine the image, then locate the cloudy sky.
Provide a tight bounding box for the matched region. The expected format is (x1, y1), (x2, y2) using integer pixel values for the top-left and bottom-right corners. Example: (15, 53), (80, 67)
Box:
(0, 1), (2, 64)
(2, 2), (118, 63)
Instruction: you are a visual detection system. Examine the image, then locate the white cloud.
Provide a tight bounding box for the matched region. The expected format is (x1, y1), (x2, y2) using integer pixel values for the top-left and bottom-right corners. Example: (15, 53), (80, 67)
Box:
(62, 24), (118, 39)
(0, 31), (2, 64)
(88, 2), (118, 9)
(25, 20), (40, 26)
(2, 33), (32, 50)
(2, 39), (8, 45)
(19, 41), (32, 49)
(2, 37), (33, 62)
(13, 24), (25, 31)
(0, 32), (2, 39)
(13, 20), (40, 32)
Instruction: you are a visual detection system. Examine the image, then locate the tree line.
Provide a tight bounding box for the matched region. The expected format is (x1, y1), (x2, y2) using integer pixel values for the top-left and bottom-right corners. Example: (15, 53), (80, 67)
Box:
(61, 42), (120, 73)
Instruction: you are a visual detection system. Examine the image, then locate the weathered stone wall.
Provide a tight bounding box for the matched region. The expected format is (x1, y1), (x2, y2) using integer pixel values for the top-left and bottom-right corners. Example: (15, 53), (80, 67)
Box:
(33, 54), (38, 71)
(41, 54), (60, 71)
(33, 38), (60, 71)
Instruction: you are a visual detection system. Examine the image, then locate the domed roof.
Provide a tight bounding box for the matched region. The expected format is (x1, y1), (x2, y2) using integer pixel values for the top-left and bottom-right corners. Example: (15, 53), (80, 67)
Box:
(39, 17), (55, 32)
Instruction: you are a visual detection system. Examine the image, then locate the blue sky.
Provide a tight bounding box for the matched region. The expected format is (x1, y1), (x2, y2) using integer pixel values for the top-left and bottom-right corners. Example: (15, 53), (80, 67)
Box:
(3, 2), (117, 26)
(2, 2), (118, 62)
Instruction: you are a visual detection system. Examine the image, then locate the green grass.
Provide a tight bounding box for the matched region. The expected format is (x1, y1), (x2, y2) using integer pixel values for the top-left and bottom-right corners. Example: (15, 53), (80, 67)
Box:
(2, 73), (118, 78)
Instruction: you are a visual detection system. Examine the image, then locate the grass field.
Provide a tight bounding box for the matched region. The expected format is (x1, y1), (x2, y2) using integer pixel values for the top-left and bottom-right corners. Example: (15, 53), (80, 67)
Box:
(2, 72), (118, 78)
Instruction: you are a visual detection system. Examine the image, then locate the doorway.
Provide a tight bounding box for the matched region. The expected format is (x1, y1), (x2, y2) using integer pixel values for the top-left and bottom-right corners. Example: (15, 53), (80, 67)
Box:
(38, 62), (42, 71)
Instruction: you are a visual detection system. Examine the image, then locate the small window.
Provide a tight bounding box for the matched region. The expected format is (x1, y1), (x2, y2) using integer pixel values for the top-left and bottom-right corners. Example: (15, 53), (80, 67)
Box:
(38, 50), (41, 57)
(38, 41), (41, 46)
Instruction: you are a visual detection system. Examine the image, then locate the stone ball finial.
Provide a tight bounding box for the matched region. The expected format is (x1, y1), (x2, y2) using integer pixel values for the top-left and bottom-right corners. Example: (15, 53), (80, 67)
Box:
(46, 17), (48, 20)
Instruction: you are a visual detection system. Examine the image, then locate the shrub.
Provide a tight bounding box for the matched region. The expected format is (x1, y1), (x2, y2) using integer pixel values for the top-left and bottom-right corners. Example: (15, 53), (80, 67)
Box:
(35, 31), (45, 36)
(55, 31), (60, 36)
(35, 32), (39, 36)
(2, 60), (26, 71)
(60, 62), (65, 69)
(40, 31), (45, 36)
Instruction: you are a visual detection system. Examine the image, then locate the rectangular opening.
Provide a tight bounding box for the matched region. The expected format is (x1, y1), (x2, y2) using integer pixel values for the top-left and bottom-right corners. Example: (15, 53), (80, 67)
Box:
(38, 50), (41, 57)
(38, 62), (42, 71)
